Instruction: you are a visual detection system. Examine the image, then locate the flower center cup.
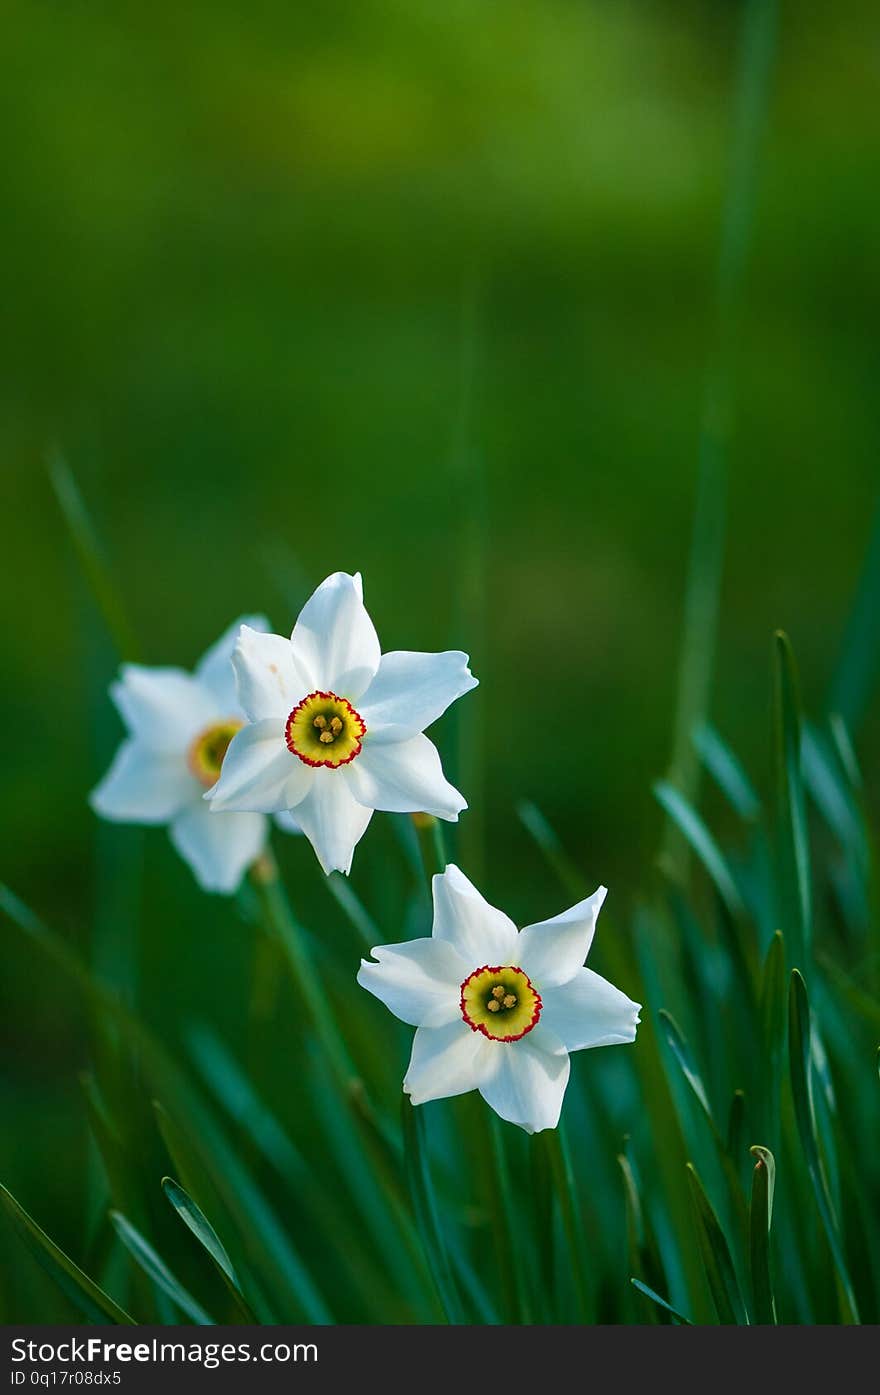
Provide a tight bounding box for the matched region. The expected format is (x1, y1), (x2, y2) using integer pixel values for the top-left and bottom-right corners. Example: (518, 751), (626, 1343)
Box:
(188, 719), (244, 788)
(285, 691), (366, 769)
(460, 965), (542, 1042)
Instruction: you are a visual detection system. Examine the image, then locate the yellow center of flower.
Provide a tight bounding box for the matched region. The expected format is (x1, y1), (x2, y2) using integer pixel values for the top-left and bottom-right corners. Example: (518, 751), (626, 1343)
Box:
(285, 690), (366, 769)
(460, 965), (542, 1042)
(188, 719), (244, 788)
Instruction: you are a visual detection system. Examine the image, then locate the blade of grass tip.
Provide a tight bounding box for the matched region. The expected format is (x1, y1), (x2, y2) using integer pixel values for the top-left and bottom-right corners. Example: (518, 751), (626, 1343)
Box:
(516, 798), (589, 902)
(155, 1101), (330, 1324)
(630, 1278), (694, 1326)
(618, 1153), (669, 1322)
(686, 1163), (749, 1325)
(828, 494), (880, 734)
(0, 1183), (135, 1325)
(654, 781), (745, 920)
(693, 722), (762, 822)
(663, 0), (778, 880)
(659, 1012), (749, 1248)
(748, 1147), (777, 1324)
(400, 1099), (464, 1323)
(787, 971), (859, 1322)
(161, 1178), (257, 1324)
(47, 451), (140, 661)
(109, 1211), (214, 1325)
(774, 632), (812, 967)
(543, 1124), (593, 1322)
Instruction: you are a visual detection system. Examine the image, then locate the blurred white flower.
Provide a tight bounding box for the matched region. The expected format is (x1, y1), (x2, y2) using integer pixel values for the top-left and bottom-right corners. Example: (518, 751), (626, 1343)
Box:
(91, 616), (298, 893)
(207, 572), (477, 875)
(358, 865), (640, 1133)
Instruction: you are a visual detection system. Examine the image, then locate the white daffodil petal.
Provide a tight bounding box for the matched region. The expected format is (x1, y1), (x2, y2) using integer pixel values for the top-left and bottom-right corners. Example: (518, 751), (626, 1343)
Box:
(403, 1021), (496, 1105)
(358, 650), (478, 743)
(169, 804), (266, 894)
(357, 938), (467, 1028)
(111, 666), (217, 752)
(274, 809), (303, 835)
(347, 734), (466, 820)
(289, 571), (380, 699)
(540, 969), (641, 1052)
(233, 626), (309, 723)
(517, 887), (608, 989)
(293, 770), (373, 875)
(196, 614), (268, 714)
(91, 741), (197, 824)
(207, 719), (311, 813)
(479, 1028), (571, 1134)
(431, 863), (519, 967)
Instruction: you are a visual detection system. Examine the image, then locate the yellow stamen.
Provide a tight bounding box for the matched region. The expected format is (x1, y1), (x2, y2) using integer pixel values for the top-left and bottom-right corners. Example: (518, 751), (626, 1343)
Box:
(492, 986), (506, 1000)
(503, 994), (517, 1009)
(313, 715), (327, 730)
(487, 999), (501, 1012)
(329, 716), (343, 734)
(319, 730), (335, 744)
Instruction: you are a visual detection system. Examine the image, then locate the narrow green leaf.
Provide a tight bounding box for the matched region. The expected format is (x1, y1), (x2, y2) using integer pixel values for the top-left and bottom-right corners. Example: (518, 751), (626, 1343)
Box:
(630, 1278), (693, 1325)
(323, 872), (378, 950)
(48, 451), (139, 660)
(686, 1163), (749, 1324)
(0, 1182), (135, 1325)
(787, 971), (859, 1322)
(654, 780), (745, 919)
(618, 1153), (668, 1322)
(694, 722), (761, 821)
(748, 1146), (777, 1324)
(516, 798), (589, 902)
(401, 1099), (463, 1324)
(543, 1124), (593, 1323)
(658, 1011), (714, 1122)
(161, 1178), (239, 1290)
(109, 1211), (214, 1324)
(759, 930), (786, 1140)
(828, 495), (880, 732)
(727, 1090), (747, 1159)
(774, 632), (812, 964)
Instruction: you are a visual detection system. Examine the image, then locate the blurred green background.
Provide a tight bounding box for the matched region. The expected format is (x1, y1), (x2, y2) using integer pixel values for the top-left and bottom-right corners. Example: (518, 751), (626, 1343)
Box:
(2, 0), (879, 1315)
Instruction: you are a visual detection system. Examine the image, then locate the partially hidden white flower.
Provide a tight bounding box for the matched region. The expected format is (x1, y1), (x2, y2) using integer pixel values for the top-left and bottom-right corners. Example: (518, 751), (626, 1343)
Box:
(91, 617), (300, 893)
(206, 572), (478, 876)
(357, 865), (640, 1133)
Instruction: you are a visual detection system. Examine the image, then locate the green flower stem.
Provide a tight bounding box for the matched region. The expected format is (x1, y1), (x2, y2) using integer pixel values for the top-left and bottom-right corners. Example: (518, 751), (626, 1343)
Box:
(489, 1117), (533, 1323)
(414, 814), (448, 882)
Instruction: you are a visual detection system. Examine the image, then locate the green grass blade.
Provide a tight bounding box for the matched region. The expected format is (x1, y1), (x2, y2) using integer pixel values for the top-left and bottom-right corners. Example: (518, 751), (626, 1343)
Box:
(109, 1211), (214, 1324)
(694, 722), (761, 821)
(618, 1153), (668, 1322)
(0, 1182), (135, 1325)
(663, 0), (778, 858)
(543, 1124), (593, 1323)
(630, 1278), (693, 1325)
(516, 798), (589, 901)
(401, 1099), (463, 1323)
(658, 1011), (715, 1122)
(774, 632), (812, 965)
(748, 1146), (777, 1324)
(161, 1177), (256, 1322)
(828, 496), (880, 733)
(654, 781), (745, 918)
(686, 1163), (749, 1324)
(48, 451), (140, 660)
(323, 871), (379, 950)
(787, 971), (859, 1322)
(758, 930), (786, 1140)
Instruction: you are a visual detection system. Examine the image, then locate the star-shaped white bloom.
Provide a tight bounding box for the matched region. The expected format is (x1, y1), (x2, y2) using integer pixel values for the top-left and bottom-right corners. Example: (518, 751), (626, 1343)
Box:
(206, 571), (478, 876)
(91, 617), (300, 894)
(357, 865), (640, 1133)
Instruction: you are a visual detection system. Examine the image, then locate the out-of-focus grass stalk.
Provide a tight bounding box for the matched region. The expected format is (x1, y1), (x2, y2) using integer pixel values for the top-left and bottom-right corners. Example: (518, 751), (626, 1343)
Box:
(542, 1124), (593, 1321)
(48, 451), (140, 662)
(828, 496), (880, 733)
(663, 0), (778, 871)
(248, 850), (354, 1089)
(452, 270), (488, 884)
(414, 812), (448, 882)
(489, 1118), (533, 1323)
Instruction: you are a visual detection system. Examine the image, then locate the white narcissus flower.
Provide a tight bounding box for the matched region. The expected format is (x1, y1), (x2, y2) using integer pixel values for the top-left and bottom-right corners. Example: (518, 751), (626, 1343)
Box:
(357, 865), (640, 1134)
(91, 617), (300, 893)
(206, 571), (477, 876)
